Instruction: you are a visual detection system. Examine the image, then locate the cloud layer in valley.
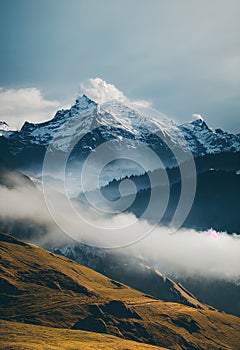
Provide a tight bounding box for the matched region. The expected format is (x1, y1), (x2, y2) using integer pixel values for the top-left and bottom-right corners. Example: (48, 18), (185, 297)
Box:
(0, 171), (239, 282)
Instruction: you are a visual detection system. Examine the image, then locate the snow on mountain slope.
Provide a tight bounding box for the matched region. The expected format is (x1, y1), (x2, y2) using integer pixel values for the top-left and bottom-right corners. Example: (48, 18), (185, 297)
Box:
(14, 95), (99, 152)
(101, 100), (189, 148)
(3, 94), (240, 156)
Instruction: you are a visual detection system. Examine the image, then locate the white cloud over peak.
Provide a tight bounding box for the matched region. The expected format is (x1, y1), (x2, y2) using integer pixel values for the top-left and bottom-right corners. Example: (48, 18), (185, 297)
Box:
(80, 78), (125, 104)
(192, 113), (204, 121)
(80, 78), (151, 107)
(0, 87), (60, 129)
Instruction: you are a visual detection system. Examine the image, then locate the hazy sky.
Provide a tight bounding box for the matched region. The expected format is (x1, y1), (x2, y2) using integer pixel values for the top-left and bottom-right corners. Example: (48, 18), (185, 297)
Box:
(0, 0), (240, 131)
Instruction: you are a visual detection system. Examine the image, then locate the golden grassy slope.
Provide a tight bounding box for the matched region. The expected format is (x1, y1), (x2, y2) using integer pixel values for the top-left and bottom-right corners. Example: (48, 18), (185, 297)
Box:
(0, 233), (240, 350)
(0, 319), (166, 350)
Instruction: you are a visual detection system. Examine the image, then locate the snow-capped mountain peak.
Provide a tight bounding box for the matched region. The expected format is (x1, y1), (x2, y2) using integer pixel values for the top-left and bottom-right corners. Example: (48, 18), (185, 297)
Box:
(74, 94), (98, 111)
(190, 118), (210, 130)
(2, 95), (240, 158)
(1, 93), (240, 187)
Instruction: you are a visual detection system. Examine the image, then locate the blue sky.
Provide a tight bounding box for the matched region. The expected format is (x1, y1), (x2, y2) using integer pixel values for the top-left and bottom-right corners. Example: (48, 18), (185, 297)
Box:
(0, 0), (240, 131)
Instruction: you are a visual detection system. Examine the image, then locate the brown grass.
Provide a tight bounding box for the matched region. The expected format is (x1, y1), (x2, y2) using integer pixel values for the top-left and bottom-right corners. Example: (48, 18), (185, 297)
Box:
(0, 319), (166, 349)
